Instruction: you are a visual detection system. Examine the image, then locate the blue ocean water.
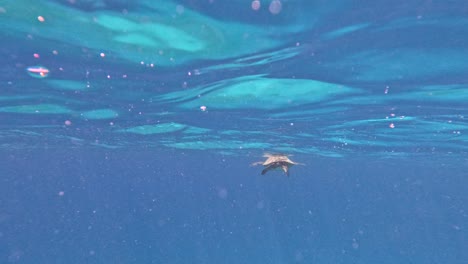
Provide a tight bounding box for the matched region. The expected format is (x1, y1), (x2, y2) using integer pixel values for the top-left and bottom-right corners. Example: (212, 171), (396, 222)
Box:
(1, 0), (467, 263)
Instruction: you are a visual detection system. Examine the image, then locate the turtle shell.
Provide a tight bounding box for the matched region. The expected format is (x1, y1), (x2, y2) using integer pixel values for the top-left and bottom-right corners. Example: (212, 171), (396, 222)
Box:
(261, 154), (297, 166)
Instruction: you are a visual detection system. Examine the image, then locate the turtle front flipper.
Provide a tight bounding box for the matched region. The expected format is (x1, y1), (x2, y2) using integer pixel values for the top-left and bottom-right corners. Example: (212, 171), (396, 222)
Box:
(251, 161), (263, 167)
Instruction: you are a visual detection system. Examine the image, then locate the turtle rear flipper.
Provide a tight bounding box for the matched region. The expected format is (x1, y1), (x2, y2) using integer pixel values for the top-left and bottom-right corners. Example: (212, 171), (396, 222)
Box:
(261, 165), (273, 175)
(281, 165), (289, 176)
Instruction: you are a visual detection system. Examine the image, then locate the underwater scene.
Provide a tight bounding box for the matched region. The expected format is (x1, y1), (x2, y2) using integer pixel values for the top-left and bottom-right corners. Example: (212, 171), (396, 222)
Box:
(0, 0), (467, 263)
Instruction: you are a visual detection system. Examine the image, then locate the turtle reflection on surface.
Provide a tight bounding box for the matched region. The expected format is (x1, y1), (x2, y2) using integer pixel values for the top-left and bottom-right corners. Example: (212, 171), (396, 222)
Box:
(251, 153), (303, 176)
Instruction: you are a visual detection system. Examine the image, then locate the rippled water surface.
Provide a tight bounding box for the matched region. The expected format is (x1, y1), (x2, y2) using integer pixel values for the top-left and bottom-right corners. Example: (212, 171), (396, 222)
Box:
(1, 0), (467, 263)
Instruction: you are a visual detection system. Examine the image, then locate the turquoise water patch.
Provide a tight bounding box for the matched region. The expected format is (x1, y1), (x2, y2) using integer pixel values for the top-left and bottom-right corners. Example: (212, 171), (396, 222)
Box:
(184, 126), (212, 134)
(153, 83), (224, 103)
(197, 46), (303, 74)
(412, 120), (468, 132)
(270, 107), (350, 119)
(375, 16), (468, 32)
(0, 104), (72, 114)
(327, 94), (387, 106)
(46, 80), (88, 91)
(0, 95), (36, 102)
(396, 85), (468, 101)
(323, 23), (369, 39)
(161, 140), (342, 157)
(96, 14), (205, 52)
(118, 122), (211, 135)
(272, 146), (317, 154)
(146, 112), (176, 117)
(234, 46), (303, 66)
(337, 49), (468, 81)
(219, 130), (277, 137)
(119, 123), (187, 135)
(114, 34), (161, 47)
(2, 130), (42, 137)
(183, 77), (355, 109)
(334, 116), (416, 127)
(139, 23), (204, 52)
(157, 76), (357, 110)
(81, 109), (119, 120)
(163, 140), (272, 150)
(90, 142), (120, 149)
(323, 115), (468, 151)
(220, 130), (243, 136)
(94, 14), (138, 32)
(273, 146), (344, 157)
(0, 0), (317, 67)
(315, 152), (344, 158)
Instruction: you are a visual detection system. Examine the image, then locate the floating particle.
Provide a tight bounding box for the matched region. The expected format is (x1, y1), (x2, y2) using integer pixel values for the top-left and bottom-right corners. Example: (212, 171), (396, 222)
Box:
(52, 50), (58, 55)
(58, 191), (65, 196)
(257, 200), (265, 209)
(251, 0), (261, 10)
(352, 239), (359, 249)
(100, 52), (105, 58)
(26, 65), (50, 78)
(64, 120), (72, 126)
(33, 53), (40, 58)
(269, 0), (282, 14)
(295, 251), (304, 262)
(200, 105), (207, 111)
(37, 16), (45, 22)
(217, 188), (228, 199)
(389, 123), (395, 128)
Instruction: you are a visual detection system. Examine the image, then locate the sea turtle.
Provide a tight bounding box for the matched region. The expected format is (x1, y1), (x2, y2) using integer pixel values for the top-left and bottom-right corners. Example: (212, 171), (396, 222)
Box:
(251, 153), (303, 176)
